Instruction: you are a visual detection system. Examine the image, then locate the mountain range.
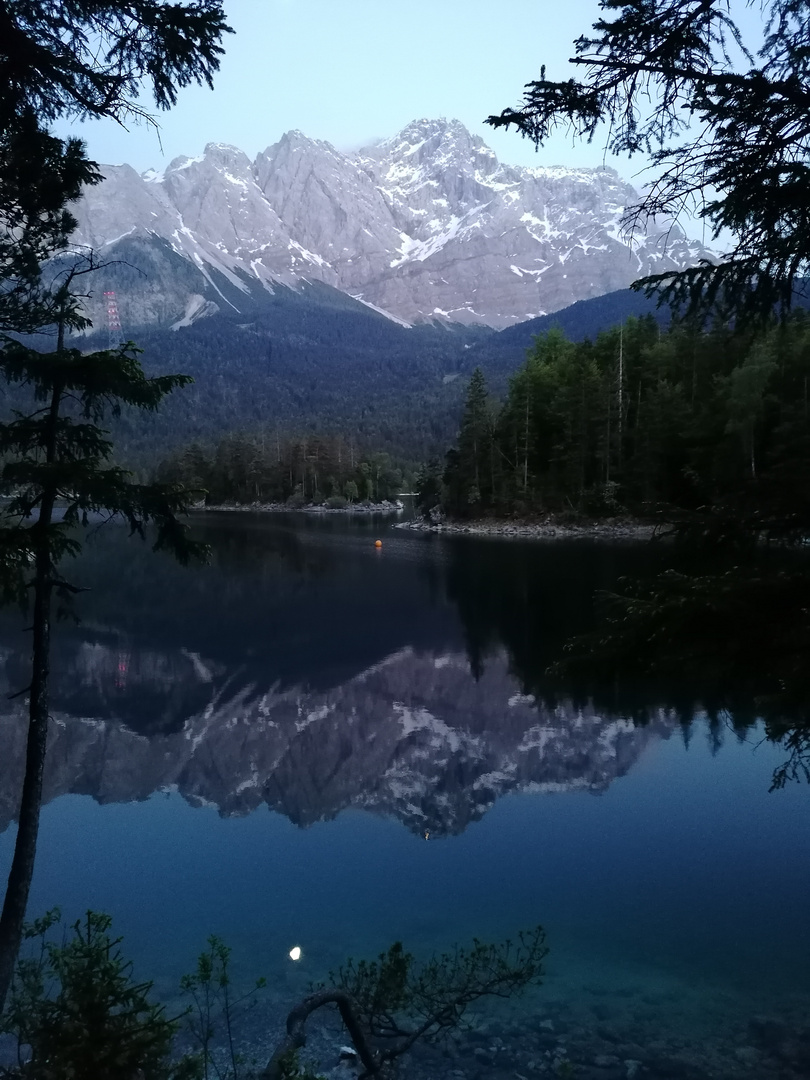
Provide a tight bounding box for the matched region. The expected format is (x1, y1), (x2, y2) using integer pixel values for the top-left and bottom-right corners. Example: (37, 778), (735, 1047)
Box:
(71, 117), (712, 333)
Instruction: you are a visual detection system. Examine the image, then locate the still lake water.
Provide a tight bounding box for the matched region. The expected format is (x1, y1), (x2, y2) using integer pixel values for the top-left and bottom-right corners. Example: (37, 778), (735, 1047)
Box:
(0, 511), (808, 1078)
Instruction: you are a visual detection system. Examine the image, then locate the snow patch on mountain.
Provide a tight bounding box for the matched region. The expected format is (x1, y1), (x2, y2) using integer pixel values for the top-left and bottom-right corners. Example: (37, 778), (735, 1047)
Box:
(170, 293), (219, 330)
(70, 118), (714, 331)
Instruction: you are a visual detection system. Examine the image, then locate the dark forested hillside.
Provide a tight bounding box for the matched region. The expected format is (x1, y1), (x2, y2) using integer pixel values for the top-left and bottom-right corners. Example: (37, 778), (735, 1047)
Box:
(487, 289), (668, 351)
(96, 280), (490, 466)
(74, 285), (670, 468)
(156, 431), (414, 507)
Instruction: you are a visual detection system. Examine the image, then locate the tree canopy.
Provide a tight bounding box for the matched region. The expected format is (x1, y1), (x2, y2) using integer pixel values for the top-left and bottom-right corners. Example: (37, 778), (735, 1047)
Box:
(429, 313), (810, 529)
(0, 0), (231, 128)
(487, 0), (810, 323)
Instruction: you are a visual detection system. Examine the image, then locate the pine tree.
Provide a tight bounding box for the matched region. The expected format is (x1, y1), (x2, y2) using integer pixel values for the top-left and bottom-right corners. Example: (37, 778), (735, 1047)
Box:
(0, 0), (230, 1012)
(450, 368), (495, 514)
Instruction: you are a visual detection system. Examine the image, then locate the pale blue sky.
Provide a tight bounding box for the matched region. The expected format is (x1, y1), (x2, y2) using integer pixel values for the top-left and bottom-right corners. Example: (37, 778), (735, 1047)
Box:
(57, 0), (633, 174)
(56, 0), (767, 242)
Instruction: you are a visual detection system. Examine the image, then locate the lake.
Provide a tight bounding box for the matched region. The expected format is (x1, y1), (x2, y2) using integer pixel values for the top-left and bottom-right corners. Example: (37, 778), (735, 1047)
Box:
(0, 511), (808, 1079)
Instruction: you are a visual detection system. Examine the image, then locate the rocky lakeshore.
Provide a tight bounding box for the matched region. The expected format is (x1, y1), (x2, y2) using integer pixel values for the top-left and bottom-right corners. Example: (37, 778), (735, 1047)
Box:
(395, 515), (664, 541)
(177, 982), (810, 1080)
(192, 500), (405, 514)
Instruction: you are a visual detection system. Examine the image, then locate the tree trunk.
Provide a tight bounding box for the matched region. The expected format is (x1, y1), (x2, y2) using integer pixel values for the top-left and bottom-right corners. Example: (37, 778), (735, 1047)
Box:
(750, 427), (756, 480)
(0, 367), (62, 1011)
(0, 562), (53, 1012)
(617, 324), (624, 468)
(490, 434), (496, 506)
(605, 394), (611, 484)
(523, 398), (529, 492)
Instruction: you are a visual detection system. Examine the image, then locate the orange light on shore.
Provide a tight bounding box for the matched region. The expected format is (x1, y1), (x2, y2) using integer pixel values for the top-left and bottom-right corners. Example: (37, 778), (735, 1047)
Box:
(375, 540), (382, 548)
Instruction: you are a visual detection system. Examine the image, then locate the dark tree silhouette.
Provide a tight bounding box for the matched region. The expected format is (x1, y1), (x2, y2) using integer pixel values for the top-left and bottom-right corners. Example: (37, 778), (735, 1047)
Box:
(488, 0), (810, 324)
(0, 0), (230, 1012)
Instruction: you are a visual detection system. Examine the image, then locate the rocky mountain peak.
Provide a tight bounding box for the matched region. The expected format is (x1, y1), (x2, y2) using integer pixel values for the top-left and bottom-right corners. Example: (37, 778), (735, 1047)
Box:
(204, 140), (247, 159)
(71, 118), (714, 330)
(377, 116), (485, 157)
(163, 142), (254, 190)
(361, 116), (499, 194)
(255, 129), (350, 179)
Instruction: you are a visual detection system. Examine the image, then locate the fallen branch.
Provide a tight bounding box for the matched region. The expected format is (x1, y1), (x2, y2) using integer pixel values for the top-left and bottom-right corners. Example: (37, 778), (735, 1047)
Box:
(261, 990), (380, 1079)
(261, 927), (547, 1078)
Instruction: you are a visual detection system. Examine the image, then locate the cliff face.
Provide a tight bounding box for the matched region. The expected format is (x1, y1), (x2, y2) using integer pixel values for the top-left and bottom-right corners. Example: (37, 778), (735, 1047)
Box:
(0, 644), (674, 836)
(70, 118), (712, 331)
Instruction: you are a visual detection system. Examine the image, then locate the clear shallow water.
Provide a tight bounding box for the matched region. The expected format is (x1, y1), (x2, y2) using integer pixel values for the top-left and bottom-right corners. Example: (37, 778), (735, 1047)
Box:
(0, 512), (808, 1078)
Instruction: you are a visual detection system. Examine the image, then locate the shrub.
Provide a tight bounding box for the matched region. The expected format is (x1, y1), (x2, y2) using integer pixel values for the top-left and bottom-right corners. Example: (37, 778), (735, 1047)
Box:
(2, 910), (200, 1080)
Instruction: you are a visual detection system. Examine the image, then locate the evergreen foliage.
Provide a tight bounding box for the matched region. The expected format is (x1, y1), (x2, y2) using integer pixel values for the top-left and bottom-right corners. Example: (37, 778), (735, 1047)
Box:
(433, 317), (810, 766)
(488, 0), (810, 324)
(264, 927), (548, 1078)
(155, 432), (412, 505)
(1, 909), (200, 1080)
(0, 0), (230, 128)
(488, 3), (810, 770)
(436, 313), (810, 530)
(180, 936), (267, 1080)
(2, 912), (547, 1080)
(0, 0), (231, 1017)
(94, 302), (486, 468)
(329, 928), (548, 1057)
(7, 287), (691, 470)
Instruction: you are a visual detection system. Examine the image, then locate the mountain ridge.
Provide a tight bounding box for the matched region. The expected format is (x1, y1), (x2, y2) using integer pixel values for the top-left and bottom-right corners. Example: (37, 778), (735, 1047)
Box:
(71, 117), (713, 333)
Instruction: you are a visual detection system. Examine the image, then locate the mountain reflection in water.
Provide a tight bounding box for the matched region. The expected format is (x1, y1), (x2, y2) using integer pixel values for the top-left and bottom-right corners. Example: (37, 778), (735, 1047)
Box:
(0, 512), (680, 834)
(0, 643), (680, 836)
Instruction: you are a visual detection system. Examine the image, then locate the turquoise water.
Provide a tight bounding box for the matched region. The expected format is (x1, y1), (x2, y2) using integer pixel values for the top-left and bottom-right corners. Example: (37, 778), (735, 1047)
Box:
(0, 512), (808, 1077)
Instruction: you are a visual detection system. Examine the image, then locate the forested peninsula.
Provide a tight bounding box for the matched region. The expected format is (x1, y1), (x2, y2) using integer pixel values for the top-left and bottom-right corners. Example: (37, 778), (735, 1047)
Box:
(158, 310), (810, 544)
(413, 311), (810, 536)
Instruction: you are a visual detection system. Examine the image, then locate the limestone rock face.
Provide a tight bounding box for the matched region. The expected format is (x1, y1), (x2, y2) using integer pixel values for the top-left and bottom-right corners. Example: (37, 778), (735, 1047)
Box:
(71, 118), (713, 330)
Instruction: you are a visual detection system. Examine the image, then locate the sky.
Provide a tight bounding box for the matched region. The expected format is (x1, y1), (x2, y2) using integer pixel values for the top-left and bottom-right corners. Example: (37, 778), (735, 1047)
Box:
(56, 0), (640, 177)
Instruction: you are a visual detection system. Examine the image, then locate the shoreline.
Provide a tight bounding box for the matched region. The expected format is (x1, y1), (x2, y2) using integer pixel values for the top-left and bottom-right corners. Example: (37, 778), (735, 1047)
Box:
(191, 500), (405, 515)
(189, 503), (664, 541)
(395, 516), (663, 541)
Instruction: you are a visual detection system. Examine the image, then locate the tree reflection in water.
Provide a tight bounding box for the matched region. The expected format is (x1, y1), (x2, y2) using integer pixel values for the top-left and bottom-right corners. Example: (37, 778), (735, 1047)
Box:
(443, 531), (810, 790)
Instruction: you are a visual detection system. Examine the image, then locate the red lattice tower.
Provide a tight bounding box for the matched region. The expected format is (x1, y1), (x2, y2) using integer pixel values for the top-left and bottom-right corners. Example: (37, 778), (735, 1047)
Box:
(104, 290), (123, 348)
